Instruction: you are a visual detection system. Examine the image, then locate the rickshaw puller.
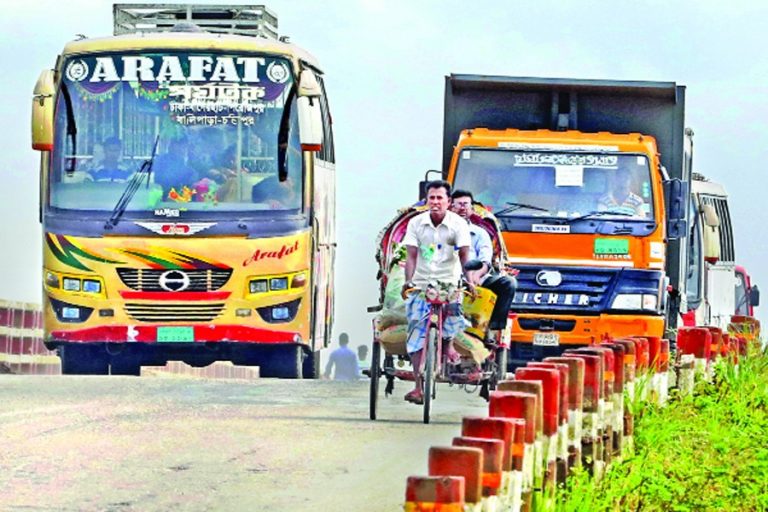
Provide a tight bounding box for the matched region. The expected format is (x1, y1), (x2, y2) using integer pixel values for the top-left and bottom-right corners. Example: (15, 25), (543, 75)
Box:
(401, 180), (474, 405)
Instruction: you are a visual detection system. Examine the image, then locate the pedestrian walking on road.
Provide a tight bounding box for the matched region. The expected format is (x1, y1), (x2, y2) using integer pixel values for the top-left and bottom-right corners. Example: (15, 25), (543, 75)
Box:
(357, 345), (370, 377)
(324, 333), (359, 381)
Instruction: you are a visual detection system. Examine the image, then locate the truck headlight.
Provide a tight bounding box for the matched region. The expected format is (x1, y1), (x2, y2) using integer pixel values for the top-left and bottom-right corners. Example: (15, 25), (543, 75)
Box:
(612, 293), (658, 311)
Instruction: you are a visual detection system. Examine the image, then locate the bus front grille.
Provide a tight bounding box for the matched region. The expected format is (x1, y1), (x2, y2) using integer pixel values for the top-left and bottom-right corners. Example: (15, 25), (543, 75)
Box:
(124, 302), (226, 322)
(116, 268), (233, 292)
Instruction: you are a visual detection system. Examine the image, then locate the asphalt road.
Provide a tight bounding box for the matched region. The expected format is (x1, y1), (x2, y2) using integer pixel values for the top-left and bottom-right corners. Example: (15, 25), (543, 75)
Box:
(0, 375), (489, 511)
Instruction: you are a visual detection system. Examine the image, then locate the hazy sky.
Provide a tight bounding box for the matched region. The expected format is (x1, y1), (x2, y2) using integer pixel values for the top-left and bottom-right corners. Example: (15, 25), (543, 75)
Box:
(2, 1), (767, 346)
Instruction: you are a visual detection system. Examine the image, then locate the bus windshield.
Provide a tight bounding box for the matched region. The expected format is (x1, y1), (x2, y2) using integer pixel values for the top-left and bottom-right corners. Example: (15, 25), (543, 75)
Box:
(453, 149), (655, 222)
(50, 51), (303, 216)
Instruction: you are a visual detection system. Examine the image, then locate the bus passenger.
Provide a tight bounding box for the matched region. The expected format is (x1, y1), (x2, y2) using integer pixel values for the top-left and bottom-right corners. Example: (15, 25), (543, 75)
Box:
(400, 180), (473, 405)
(153, 138), (198, 192)
(90, 136), (131, 182)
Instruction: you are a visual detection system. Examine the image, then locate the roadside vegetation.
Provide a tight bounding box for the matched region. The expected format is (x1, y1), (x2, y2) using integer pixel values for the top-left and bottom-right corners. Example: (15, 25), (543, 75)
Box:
(560, 346), (768, 511)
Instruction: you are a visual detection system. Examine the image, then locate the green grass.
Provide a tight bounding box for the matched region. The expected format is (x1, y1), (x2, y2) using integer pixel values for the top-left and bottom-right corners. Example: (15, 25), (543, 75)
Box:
(559, 347), (768, 512)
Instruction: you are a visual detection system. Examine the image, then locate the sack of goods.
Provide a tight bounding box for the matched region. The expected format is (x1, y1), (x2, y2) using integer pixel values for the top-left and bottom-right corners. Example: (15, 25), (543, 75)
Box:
(454, 330), (491, 365)
(375, 261), (408, 354)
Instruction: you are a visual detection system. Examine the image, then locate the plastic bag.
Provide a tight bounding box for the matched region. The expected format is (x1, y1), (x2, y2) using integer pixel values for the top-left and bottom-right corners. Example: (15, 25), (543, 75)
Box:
(383, 262), (406, 310)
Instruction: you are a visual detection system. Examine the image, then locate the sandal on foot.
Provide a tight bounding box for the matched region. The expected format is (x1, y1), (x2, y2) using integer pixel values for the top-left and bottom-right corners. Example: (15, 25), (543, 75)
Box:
(404, 389), (424, 404)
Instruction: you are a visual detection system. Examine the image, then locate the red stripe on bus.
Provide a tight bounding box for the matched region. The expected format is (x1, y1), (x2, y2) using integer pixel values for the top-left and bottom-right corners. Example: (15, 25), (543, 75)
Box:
(51, 325), (300, 344)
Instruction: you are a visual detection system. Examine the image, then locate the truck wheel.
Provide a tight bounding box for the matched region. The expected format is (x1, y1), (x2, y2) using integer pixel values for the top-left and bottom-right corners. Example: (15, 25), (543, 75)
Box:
(60, 344), (109, 375)
(261, 345), (303, 379)
(302, 350), (321, 379)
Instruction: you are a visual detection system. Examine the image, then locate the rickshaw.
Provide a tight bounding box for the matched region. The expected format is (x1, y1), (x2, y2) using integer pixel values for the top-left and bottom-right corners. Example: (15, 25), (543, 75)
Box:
(368, 202), (512, 423)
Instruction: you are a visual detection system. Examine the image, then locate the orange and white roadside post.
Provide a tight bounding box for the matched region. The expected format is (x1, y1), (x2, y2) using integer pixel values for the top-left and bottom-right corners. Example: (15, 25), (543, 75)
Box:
(563, 353), (603, 476)
(612, 338), (637, 453)
(453, 437), (504, 511)
(570, 347), (614, 465)
(630, 337), (650, 401)
(527, 361), (570, 483)
(658, 339), (670, 405)
(489, 390), (537, 510)
(514, 367), (560, 501)
(705, 327), (723, 381)
(405, 476), (465, 512)
(639, 336), (662, 404)
(496, 381), (542, 504)
(428, 446), (484, 512)
(544, 356), (585, 472)
(676, 326), (712, 392)
(461, 416), (522, 511)
(602, 343), (626, 456)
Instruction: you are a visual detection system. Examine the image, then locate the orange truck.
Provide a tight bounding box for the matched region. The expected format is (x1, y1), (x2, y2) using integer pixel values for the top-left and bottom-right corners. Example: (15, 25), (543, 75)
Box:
(443, 75), (690, 365)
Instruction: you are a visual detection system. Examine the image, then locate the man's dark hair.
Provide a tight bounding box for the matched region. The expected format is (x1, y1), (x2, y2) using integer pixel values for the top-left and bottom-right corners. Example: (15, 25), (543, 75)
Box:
(451, 189), (475, 202)
(425, 180), (452, 197)
(103, 136), (121, 147)
(339, 332), (349, 346)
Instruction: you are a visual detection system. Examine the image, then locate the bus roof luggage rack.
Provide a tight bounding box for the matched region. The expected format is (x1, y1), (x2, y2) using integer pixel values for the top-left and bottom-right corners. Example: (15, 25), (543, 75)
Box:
(113, 3), (278, 39)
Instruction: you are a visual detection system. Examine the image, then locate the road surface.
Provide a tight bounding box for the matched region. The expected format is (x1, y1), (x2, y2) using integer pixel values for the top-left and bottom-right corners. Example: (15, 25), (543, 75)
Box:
(1, 374), (489, 511)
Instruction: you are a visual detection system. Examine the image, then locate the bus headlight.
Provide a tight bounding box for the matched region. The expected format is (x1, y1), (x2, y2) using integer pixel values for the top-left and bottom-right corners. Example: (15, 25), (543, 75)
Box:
(290, 273), (307, 288)
(83, 280), (101, 293)
(270, 277), (288, 291)
(45, 271), (60, 288)
(249, 279), (268, 293)
(272, 307), (290, 320)
(62, 278), (81, 292)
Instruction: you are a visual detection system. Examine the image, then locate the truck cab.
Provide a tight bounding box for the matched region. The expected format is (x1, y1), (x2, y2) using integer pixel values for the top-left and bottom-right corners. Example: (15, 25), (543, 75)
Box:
(443, 75), (689, 364)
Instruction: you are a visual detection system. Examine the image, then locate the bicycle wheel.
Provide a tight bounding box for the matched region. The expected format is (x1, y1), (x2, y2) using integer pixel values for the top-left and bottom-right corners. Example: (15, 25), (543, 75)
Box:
(423, 327), (437, 424)
(369, 341), (381, 421)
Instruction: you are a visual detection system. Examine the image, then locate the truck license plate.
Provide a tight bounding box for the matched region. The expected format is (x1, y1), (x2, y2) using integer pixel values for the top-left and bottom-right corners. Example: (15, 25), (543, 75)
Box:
(157, 326), (195, 342)
(533, 332), (559, 346)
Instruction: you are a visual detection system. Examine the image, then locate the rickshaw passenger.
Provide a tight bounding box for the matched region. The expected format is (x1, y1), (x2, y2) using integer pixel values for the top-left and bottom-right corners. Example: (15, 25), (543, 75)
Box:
(451, 190), (517, 341)
(400, 180), (474, 405)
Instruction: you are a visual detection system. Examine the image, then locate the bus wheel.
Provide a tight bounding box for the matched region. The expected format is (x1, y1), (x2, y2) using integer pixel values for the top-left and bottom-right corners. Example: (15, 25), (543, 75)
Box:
(302, 350), (321, 379)
(60, 344), (109, 375)
(262, 345), (303, 379)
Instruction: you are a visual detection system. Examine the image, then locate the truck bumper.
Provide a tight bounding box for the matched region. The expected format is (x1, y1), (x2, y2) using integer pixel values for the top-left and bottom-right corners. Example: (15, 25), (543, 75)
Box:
(507, 312), (664, 366)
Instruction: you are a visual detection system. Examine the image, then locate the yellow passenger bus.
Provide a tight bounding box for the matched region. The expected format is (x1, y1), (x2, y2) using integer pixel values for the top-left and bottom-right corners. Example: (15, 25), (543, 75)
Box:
(30, 5), (336, 377)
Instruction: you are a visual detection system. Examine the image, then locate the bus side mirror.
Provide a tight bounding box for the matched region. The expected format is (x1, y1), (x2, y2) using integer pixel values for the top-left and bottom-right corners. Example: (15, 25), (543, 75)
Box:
(701, 204), (720, 227)
(31, 69), (55, 152)
(297, 96), (323, 152)
(298, 69), (322, 97)
(750, 285), (760, 307)
(664, 178), (688, 240)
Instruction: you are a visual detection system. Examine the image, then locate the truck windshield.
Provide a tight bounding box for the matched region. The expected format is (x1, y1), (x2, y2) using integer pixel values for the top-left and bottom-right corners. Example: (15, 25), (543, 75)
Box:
(453, 149), (654, 222)
(50, 51), (302, 216)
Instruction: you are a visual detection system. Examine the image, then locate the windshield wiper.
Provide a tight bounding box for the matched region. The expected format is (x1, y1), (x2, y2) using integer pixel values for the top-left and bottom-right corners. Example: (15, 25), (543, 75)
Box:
(104, 135), (160, 229)
(494, 201), (549, 216)
(59, 81), (78, 175)
(567, 210), (636, 223)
